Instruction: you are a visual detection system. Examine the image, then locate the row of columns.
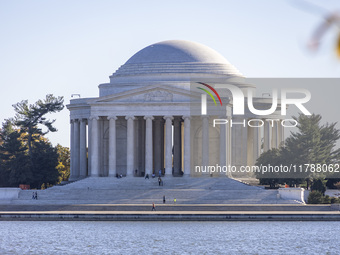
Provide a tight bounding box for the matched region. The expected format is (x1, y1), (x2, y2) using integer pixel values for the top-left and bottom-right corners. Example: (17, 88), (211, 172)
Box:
(70, 115), (191, 180)
(69, 115), (284, 180)
(232, 117), (284, 170)
(199, 116), (232, 176)
(69, 119), (88, 181)
(263, 120), (284, 152)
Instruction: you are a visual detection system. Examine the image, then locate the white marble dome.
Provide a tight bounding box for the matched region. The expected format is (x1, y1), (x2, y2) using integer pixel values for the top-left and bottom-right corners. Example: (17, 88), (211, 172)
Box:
(100, 40), (243, 96)
(112, 40), (242, 77)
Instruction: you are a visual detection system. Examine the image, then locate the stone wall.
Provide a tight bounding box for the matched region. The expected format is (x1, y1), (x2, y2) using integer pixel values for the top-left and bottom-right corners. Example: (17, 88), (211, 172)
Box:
(0, 188), (21, 200)
(279, 188), (308, 204)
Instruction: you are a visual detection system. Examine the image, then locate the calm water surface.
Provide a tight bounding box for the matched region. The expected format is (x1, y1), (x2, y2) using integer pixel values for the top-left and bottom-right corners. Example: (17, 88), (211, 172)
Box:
(0, 221), (339, 255)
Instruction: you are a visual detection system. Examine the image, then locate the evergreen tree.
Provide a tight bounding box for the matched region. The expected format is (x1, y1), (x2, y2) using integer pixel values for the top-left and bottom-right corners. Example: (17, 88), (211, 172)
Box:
(311, 179), (326, 195)
(30, 137), (60, 189)
(13, 94), (64, 161)
(0, 95), (65, 188)
(256, 114), (340, 187)
(0, 120), (32, 186)
(255, 148), (282, 188)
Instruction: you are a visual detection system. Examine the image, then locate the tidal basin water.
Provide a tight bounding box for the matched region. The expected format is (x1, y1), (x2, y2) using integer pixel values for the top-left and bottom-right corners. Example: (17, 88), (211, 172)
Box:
(0, 221), (339, 255)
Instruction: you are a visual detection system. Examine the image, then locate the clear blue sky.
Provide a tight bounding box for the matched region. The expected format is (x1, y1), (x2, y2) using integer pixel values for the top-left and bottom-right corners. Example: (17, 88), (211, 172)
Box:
(1, 0), (339, 147)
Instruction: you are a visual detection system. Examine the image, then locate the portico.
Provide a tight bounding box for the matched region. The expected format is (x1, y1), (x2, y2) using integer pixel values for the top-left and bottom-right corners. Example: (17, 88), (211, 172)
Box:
(69, 113), (192, 179)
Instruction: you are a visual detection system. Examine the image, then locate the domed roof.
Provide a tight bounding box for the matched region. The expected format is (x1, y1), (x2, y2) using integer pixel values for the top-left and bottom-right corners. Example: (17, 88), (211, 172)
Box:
(126, 40), (230, 64)
(111, 40), (242, 77)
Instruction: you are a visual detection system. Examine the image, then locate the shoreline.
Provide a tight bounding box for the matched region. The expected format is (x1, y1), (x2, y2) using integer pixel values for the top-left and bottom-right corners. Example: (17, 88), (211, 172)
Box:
(1, 211), (340, 221)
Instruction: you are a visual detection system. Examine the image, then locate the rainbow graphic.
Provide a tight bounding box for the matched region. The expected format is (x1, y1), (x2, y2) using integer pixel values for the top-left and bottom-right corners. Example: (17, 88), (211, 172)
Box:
(196, 82), (222, 106)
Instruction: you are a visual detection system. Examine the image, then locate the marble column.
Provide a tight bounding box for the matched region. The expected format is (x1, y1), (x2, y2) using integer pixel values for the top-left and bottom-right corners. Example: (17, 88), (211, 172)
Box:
(247, 124), (254, 166)
(164, 116), (173, 177)
(201, 116), (209, 172)
(160, 119), (165, 174)
(153, 117), (162, 175)
(272, 121), (279, 149)
(74, 119), (80, 179)
(225, 106), (232, 176)
(183, 116), (191, 176)
(173, 117), (182, 175)
(79, 119), (87, 178)
(279, 122), (285, 146)
(108, 116), (117, 177)
(263, 119), (272, 152)
(226, 117), (232, 177)
(253, 126), (261, 164)
(219, 117), (226, 176)
(90, 116), (100, 177)
(87, 118), (92, 176)
(276, 121), (281, 147)
(69, 119), (76, 181)
(126, 116), (135, 177)
(144, 116), (154, 175)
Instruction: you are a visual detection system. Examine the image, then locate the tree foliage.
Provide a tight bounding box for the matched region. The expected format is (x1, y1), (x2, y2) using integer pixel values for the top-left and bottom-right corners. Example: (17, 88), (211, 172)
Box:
(31, 137), (60, 188)
(310, 179), (326, 195)
(0, 95), (66, 189)
(308, 191), (324, 204)
(255, 149), (282, 188)
(13, 94), (64, 160)
(0, 120), (32, 186)
(256, 114), (340, 187)
(56, 144), (70, 182)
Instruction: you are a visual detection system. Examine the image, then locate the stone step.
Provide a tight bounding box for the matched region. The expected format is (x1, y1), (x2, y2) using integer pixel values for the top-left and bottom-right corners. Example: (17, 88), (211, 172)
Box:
(14, 177), (296, 205)
(0, 204), (330, 212)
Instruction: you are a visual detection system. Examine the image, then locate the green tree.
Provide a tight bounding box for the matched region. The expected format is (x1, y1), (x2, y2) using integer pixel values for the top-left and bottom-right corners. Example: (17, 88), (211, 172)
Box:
(30, 137), (60, 189)
(284, 114), (340, 185)
(13, 94), (64, 161)
(256, 114), (340, 187)
(255, 148), (282, 188)
(0, 95), (65, 188)
(308, 191), (323, 204)
(0, 119), (32, 186)
(56, 144), (70, 183)
(0, 119), (61, 188)
(310, 179), (326, 195)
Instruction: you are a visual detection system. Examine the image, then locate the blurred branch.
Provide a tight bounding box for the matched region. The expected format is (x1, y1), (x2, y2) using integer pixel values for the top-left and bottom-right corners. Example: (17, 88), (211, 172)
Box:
(289, 0), (340, 57)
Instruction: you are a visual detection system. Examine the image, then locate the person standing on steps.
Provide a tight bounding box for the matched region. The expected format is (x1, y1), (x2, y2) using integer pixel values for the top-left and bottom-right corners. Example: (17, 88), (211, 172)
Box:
(152, 202), (156, 211)
(163, 195), (166, 204)
(174, 198), (176, 204)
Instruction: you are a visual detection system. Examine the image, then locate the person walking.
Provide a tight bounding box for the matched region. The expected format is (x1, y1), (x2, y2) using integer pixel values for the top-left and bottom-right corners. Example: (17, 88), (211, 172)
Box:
(163, 195), (166, 204)
(152, 202), (156, 211)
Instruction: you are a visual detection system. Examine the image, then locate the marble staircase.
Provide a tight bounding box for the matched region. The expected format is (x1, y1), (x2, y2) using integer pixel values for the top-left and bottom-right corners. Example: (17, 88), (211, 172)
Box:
(14, 177), (300, 205)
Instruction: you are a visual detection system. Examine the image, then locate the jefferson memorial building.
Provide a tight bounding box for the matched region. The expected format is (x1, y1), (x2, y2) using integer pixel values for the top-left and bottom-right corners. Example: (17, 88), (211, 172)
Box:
(67, 40), (284, 181)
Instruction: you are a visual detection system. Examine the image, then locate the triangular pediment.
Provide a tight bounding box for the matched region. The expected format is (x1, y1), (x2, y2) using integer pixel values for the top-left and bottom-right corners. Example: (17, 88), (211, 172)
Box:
(89, 84), (201, 104)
